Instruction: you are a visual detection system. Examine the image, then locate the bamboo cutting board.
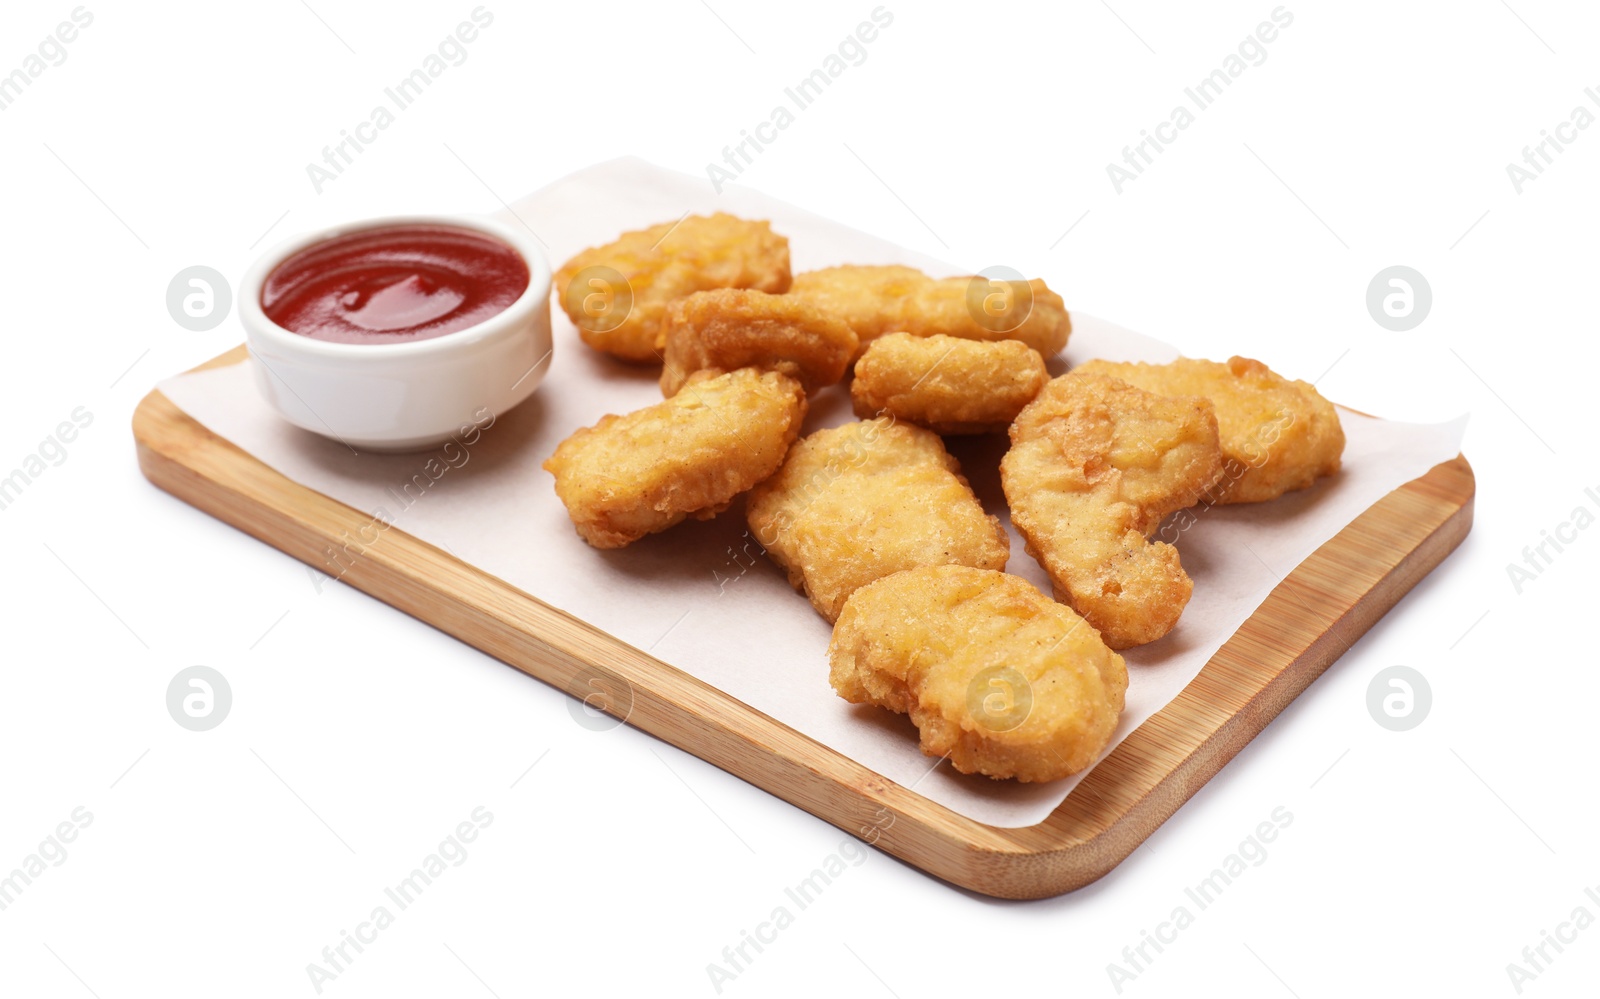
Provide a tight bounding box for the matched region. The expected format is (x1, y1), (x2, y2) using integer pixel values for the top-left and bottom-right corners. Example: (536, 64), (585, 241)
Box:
(134, 346), (1474, 899)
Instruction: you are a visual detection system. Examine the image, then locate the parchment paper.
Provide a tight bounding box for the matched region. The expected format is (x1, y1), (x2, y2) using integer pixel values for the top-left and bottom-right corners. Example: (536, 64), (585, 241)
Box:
(158, 158), (1467, 828)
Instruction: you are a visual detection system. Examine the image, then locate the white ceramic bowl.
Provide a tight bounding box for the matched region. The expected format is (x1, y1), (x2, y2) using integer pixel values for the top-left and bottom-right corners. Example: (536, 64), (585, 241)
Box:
(240, 214), (552, 452)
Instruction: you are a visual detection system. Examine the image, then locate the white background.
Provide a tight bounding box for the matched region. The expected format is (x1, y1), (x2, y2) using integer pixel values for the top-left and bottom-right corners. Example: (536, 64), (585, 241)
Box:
(0, 1), (1595, 997)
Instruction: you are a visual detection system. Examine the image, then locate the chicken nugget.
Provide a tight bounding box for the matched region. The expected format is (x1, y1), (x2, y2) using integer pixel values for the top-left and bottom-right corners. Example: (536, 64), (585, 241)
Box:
(659, 289), (859, 397)
(544, 369), (806, 548)
(747, 418), (1009, 622)
(1001, 373), (1223, 648)
(829, 565), (1127, 782)
(554, 213), (792, 363)
(851, 332), (1048, 434)
(788, 264), (1071, 357)
(1073, 356), (1344, 503)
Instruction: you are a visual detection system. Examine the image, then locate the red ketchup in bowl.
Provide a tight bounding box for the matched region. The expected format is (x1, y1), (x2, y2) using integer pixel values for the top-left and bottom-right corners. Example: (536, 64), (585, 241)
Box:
(262, 223), (530, 344)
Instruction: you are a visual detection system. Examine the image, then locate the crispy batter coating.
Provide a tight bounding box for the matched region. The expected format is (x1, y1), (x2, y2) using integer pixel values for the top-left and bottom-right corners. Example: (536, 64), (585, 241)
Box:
(829, 566), (1128, 782)
(1072, 356), (1344, 503)
(658, 289), (859, 397)
(544, 369), (806, 548)
(1001, 374), (1223, 649)
(746, 418), (1009, 622)
(850, 333), (1048, 434)
(553, 214), (792, 363)
(788, 265), (1071, 357)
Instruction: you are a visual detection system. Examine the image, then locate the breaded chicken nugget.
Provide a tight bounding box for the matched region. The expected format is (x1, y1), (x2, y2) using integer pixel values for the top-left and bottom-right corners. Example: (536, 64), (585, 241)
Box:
(658, 289), (859, 397)
(788, 264), (1071, 357)
(747, 419), (1009, 622)
(554, 214), (792, 363)
(1001, 374), (1223, 649)
(851, 333), (1048, 434)
(1072, 356), (1344, 503)
(544, 369), (806, 548)
(829, 565), (1127, 782)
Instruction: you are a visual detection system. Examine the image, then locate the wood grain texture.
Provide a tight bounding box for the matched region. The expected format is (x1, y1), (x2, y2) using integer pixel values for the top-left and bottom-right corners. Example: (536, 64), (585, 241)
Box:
(134, 346), (1474, 899)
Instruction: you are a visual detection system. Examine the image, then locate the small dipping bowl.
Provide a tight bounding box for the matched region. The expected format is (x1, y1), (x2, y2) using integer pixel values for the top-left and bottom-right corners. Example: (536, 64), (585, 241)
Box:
(241, 214), (552, 452)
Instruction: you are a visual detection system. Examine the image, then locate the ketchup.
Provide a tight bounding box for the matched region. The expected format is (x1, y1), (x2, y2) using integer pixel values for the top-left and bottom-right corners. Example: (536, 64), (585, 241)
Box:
(262, 223), (529, 344)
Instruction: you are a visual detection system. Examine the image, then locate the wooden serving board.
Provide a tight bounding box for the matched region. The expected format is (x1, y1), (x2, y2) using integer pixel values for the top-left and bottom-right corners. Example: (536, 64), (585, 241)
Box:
(134, 346), (1474, 899)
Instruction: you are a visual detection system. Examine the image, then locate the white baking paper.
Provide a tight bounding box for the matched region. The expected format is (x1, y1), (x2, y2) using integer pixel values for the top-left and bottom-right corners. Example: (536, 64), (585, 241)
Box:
(158, 158), (1467, 828)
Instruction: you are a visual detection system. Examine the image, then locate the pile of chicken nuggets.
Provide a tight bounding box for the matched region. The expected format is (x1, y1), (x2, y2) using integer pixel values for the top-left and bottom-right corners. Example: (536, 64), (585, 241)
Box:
(543, 213), (1345, 784)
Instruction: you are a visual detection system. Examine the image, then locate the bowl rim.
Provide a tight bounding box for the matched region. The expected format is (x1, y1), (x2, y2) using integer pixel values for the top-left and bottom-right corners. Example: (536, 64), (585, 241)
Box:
(240, 213), (551, 362)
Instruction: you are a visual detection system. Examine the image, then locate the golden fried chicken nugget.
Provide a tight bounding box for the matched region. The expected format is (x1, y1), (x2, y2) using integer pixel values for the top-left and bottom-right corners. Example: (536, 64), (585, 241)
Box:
(1072, 356), (1344, 503)
(788, 264), (1070, 357)
(554, 214), (792, 363)
(851, 333), (1048, 434)
(658, 289), (859, 397)
(747, 419), (1009, 622)
(544, 369), (806, 548)
(829, 565), (1127, 782)
(1001, 374), (1223, 649)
